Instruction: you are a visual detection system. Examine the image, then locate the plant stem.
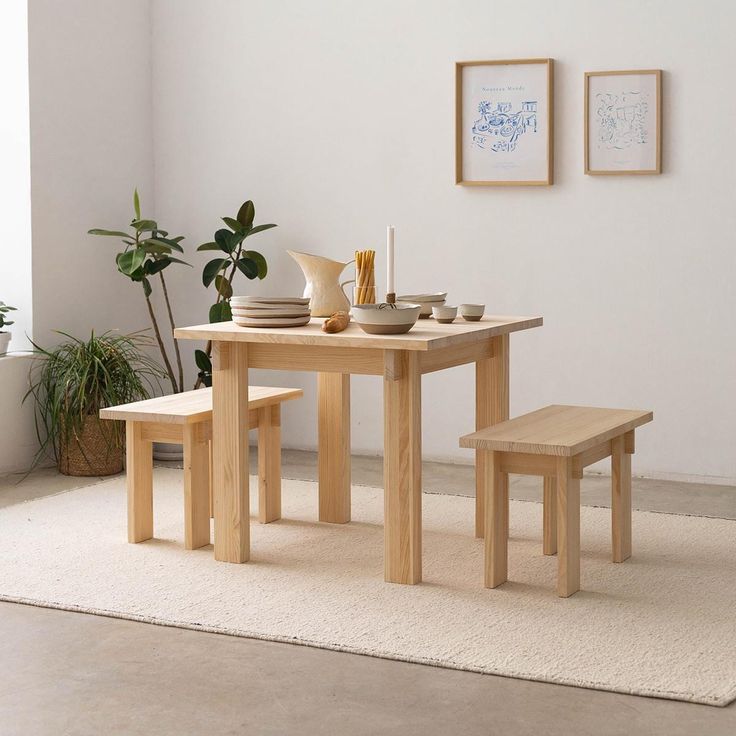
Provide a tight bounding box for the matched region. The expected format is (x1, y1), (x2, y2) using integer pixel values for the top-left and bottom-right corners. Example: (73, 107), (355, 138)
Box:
(159, 271), (184, 393)
(193, 258), (238, 389)
(144, 290), (178, 393)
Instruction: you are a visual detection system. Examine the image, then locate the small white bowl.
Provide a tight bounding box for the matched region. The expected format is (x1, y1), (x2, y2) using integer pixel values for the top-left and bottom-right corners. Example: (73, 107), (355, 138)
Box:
(351, 302), (421, 334)
(459, 303), (485, 322)
(432, 305), (458, 324)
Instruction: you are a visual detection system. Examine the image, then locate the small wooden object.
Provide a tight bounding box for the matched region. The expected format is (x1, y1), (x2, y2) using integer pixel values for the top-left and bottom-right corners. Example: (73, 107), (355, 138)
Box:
(460, 405), (653, 597)
(100, 386), (302, 549)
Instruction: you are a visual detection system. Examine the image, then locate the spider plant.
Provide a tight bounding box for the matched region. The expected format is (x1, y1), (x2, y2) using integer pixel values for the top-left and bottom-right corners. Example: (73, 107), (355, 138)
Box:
(25, 330), (165, 471)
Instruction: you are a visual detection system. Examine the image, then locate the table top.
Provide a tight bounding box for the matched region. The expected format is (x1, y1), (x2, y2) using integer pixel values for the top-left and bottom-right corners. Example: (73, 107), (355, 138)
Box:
(460, 405), (653, 457)
(174, 315), (543, 351)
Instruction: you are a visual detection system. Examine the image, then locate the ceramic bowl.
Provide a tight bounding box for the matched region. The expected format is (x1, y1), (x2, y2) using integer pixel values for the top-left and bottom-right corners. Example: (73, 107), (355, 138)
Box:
(351, 302), (421, 335)
(396, 292), (447, 318)
(459, 303), (485, 322)
(432, 305), (458, 324)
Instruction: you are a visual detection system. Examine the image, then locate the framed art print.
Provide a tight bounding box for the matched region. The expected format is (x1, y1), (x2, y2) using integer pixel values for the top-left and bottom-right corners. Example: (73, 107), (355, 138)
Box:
(585, 70), (662, 175)
(455, 59), (553, 186)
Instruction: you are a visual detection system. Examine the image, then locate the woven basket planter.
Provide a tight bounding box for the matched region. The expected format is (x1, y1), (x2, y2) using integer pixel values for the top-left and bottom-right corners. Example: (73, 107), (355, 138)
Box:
(58, 415), (124, 477)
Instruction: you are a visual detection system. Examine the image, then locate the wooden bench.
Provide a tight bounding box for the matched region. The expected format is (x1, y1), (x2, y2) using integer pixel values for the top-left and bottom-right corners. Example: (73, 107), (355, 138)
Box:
(100, 386), (302, 550)
(460, 405), (653, 597)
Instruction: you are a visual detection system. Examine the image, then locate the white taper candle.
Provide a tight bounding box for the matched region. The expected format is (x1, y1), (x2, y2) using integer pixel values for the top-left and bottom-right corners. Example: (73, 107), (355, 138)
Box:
(387, 225), (395, 295)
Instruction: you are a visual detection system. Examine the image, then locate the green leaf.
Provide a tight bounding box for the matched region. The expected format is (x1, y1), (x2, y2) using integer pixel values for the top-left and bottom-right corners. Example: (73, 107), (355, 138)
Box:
(116, 248), (146, 277)
(214, 228), (235, 254)
(197, 241), (220, 252)
(143, 237), (184, 253)
(236, 200), (255, 228)
(144, 257), (170, 275)
(214, 274), (233, 299)
(236, 257), (259, 279)
(222, 216), (244, 233)
(133, 188), (141, 220)
(244, 223), (277, 238)
(208, 301), (232, 323)
(166, 256), (191, 267)
(202, 258), (228, 287)
(131, 219), (158, 231)
(194, 349), (212, 373)
(141, 277), (152, 297)
(140, 243), (170, 255)
(88, 228), (132, 238)
(243, 250), (267, 279)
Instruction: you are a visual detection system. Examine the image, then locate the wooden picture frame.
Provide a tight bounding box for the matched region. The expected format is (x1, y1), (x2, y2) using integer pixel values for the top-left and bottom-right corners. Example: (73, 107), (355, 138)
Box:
(455, 59), (554, 186)
(584, 70), (662, 175)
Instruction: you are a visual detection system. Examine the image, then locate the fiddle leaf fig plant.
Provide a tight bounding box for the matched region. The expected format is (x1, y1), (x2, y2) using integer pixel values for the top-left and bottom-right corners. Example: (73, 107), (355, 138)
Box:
(0, 302), (16, 330)
(88, 189), (190, 394)
(194, 199), (276, 387)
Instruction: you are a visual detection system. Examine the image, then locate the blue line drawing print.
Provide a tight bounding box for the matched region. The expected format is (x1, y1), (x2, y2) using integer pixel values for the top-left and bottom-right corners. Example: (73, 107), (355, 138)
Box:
(471, 100), (538, 153)
(595, 92), (648, 150)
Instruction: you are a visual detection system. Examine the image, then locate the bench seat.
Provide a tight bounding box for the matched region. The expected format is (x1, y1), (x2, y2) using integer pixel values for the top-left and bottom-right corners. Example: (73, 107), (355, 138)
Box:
(461, 405), (653, 597)
(100, 386), (302, 550)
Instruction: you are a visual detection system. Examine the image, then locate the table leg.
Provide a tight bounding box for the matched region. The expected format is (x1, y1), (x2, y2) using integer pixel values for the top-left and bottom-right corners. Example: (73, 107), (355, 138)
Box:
(183, 423), (211, 550)
(384, 350), (422, 584)
(475, 334), (509, 538)
(611, 435), (632, 562)
(212, 341), (250, 563)
(543, 477), (557, 555)
(258, 404), (282, 524)
(318, 372), (351, 524)
(126, 420), (153, 543)
(556, 457), (580, 597)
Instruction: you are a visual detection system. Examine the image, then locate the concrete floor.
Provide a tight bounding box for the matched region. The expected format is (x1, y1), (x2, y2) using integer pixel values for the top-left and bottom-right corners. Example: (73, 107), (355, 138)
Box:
(0, 452), (734, 735)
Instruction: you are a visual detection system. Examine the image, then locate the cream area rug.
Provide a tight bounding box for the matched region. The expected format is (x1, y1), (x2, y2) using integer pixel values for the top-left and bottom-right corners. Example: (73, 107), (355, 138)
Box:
(0, 469), (734, 707)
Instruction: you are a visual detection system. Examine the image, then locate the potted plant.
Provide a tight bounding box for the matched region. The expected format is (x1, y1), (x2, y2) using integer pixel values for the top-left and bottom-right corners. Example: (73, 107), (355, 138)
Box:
(0, 302), (17, 356)
(88, 190), (189, 394)
(25, 331), (165, 476)
(194, 199), (275, 387)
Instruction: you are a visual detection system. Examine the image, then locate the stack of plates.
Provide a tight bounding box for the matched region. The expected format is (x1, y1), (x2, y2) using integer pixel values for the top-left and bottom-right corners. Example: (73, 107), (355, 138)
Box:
(396, 292), (447, 318)
(230, 296), (311, 328)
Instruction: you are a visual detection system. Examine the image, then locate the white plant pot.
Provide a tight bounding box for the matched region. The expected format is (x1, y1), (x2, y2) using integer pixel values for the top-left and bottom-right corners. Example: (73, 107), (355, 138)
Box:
(0, 332), (10, 356)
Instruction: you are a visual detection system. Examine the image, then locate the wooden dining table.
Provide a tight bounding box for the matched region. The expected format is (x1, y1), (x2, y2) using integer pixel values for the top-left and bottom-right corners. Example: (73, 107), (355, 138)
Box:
(175, 315), (542, 584)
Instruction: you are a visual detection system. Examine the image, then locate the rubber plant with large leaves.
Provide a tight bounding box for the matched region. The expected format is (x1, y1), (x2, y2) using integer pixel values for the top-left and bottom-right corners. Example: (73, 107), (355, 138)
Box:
(194, 200), (275, 386)
(88, 190), (189, 393)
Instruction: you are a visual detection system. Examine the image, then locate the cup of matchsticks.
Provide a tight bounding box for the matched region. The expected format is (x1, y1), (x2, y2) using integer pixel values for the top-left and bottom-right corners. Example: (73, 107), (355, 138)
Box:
(353, 249), (376, 305)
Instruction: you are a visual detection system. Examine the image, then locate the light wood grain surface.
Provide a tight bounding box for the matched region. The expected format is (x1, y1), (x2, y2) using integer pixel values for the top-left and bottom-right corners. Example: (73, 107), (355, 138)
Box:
(174, 316), (543, 351)
(100, 386), (303, 424)
(460, 405), (653, 456)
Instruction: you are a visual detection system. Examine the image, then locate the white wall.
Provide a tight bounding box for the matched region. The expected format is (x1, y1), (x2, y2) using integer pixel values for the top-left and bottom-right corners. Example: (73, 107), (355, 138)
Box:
(0, 0), (32, 352)
(0, 0), (157, 474)
(151, 0), (731, 483)
(28, 0), (155, 347)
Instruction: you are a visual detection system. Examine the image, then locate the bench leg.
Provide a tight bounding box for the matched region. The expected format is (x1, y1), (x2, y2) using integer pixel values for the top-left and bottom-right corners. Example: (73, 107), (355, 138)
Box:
(183, 424), (211, 550)
(611, 435), (632, 562)
(556, 457), (580, 597)
(258, 405), (282, 523)
(543, 476), (557, 555)
(126, 421), (153, 543)
(484, 450), (508, 588)
(208, 441), (214, 519)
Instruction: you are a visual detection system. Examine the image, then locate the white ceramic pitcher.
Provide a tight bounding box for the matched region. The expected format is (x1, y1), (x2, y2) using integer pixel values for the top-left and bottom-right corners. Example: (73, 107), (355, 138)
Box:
(288, 250), (353, 317)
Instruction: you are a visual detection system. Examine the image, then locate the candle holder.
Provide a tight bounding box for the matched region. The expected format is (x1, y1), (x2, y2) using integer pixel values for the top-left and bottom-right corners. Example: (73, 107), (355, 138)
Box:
(385, 292), (396, 304)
